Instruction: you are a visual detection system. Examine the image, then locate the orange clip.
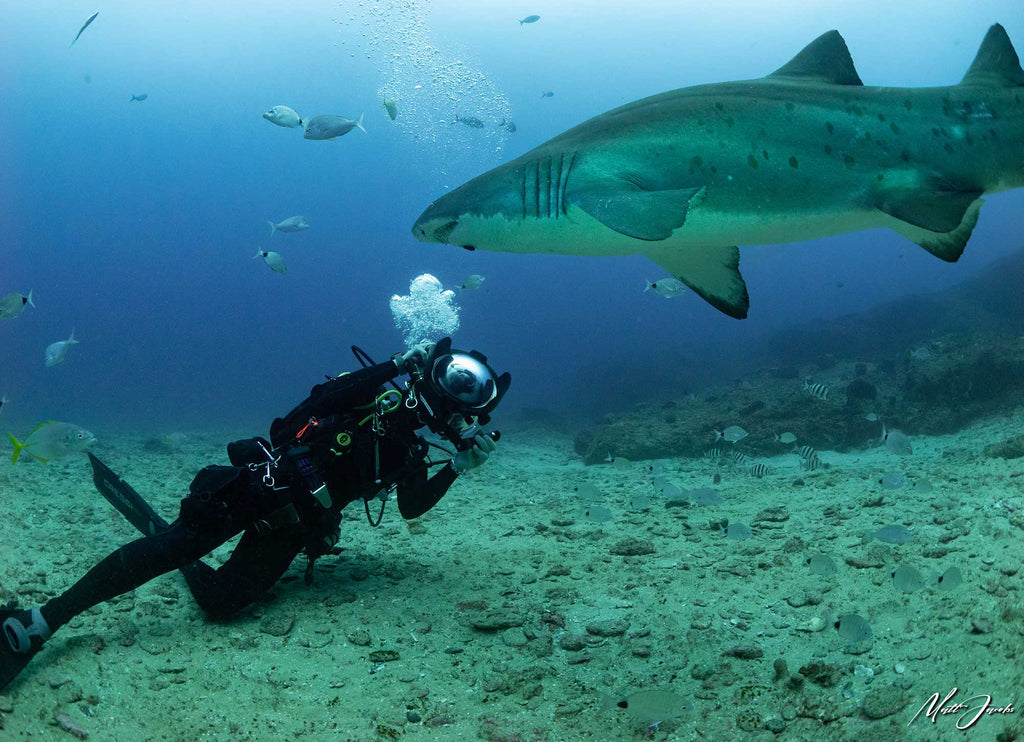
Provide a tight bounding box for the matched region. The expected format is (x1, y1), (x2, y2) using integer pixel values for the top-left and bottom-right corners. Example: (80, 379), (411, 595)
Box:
(296, 417), (320, 440)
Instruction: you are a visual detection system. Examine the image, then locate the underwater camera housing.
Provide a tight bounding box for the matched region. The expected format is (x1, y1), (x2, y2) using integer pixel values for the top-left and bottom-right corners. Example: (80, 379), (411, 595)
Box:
(411, 338), (511, 449)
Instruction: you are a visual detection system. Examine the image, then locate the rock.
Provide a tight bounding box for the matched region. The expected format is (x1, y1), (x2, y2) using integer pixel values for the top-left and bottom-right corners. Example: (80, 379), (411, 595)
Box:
(467, 610), (524, 632)
(558, 634), (587, 651)
(258, 612), (294, 637)
(753, 506), (789, 523)
(723, 645), (763, 660)
(608, 538), (656, 556)
(985, 434), (1024, 459)
(347, 629), (372, 646)
(862, 685), (907, 719)
(845, 378), (877, 401)
(585, 618), (630, 637)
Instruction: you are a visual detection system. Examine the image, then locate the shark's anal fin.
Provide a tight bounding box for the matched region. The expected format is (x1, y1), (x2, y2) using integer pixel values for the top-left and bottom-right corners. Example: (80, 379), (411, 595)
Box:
(645, 244), (749, 319)
(889, 197), (985, 262)
(573, 185), (705, 241)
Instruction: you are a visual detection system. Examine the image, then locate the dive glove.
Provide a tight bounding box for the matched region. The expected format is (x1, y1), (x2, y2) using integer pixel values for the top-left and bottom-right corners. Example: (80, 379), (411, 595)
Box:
(395, 342), (435, 373)
(452, 433), (497, 474)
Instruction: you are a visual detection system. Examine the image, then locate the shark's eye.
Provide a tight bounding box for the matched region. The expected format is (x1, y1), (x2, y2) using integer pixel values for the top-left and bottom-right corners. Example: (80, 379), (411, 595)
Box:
(433, 219), (459, 243)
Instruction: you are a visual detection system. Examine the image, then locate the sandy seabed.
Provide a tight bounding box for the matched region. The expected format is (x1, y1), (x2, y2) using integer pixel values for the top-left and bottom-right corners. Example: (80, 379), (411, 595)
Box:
(0, 413), (1021, 742)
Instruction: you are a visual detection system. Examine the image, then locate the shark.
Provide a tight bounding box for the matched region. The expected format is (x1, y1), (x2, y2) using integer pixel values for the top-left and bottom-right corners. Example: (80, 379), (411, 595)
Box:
(412, 24), (1024, 318)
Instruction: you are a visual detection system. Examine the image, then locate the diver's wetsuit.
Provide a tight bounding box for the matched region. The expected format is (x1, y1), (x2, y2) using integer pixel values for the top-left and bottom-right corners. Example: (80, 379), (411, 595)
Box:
(41, 360), (459, 631)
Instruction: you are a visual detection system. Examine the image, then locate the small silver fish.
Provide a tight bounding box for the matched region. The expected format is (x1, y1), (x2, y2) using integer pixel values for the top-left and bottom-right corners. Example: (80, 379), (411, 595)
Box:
(806, 554), (836, 576)
(0, 394), (9, 416)
(498, 118), (516, 133)
(268, 215), (309, 236)
(129, 93), (148, 102)
(864, 412), (879, 422)
(688, 487), (723, 505)
(263, 105), (304, 128)
(8, 421), (96, 464)
(882, 424), (913, 455)
(253, 248), (286, 274)
(0, 290), (34, 319)
(581, 504), (613, 523)
(644, 277), (687, 298)
(45, 329), (78, 367)
(304, 113), (366, 140)
(803, 379), (830, 401)
(70, 11), (99, 47)
(892, 565), (925, 593)
(605, 689), (690, 723)
(873, 524), (914, 544)
(458, 274), (485, 290)
(454, 115), (484, 129)
(652, 477), (682, 497)
(835, 614), (873, 643)
(774, 432), (797, 444)
(714, 425), (747, 444)
(519, 14), (540, 25)
(540, 91), (554, 98)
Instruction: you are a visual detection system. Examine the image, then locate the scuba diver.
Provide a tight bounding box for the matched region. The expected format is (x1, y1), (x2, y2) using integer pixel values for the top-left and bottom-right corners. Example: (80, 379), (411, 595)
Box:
(0, 338), (510, 690)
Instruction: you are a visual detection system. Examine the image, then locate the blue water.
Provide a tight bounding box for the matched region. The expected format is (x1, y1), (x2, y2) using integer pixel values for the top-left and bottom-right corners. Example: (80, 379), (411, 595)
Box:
(3, 0), (1022, 436)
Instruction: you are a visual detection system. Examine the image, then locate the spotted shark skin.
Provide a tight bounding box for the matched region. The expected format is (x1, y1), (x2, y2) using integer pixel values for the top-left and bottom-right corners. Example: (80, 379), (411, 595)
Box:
(413, 25), (1024, 318)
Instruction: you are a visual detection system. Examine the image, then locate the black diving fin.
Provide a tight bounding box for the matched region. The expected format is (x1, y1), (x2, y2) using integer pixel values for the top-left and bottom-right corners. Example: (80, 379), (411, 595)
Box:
(88, 452), (169, 535)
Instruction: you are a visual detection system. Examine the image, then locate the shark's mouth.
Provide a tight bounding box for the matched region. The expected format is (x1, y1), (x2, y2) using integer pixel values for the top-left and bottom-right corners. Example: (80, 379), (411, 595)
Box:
(432, 219), (459, 244)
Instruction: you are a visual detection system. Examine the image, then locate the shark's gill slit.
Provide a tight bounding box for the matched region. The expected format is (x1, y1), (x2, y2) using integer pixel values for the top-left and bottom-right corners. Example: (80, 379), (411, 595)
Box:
(433, 219), (458, 244)
(520, 168), (527, 219)
(534, 161), (541, 218)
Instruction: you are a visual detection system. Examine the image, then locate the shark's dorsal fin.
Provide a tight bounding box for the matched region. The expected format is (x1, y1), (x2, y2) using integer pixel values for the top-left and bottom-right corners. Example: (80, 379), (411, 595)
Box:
(960, 24), (1024, 87)
(767, 30), (863, 86)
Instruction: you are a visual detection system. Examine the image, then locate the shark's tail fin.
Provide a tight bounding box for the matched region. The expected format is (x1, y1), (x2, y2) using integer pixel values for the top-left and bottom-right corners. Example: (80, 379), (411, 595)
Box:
(960, 24), (1024, 87)
(354, 112), (366, 134)
(268, 220), (277, 237)
(25, 290), (34, 309)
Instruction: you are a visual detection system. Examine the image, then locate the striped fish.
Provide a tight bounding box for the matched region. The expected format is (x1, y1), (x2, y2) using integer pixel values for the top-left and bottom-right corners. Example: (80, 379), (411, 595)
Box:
(795, 445), (817, 460)
(748, 463), (769, 478)
(802, 454), (822, 471)
(803, 380), (830, 401)
(730, 450), (750, 466)
(703, 448), (725, 461)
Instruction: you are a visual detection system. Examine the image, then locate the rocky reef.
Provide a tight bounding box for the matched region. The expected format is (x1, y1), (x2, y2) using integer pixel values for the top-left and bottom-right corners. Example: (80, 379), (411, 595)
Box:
(574, 331), (1024, 465)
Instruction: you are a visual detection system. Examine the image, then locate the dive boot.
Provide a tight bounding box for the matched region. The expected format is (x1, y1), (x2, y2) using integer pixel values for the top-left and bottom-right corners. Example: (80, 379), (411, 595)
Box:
(1, 607), (51, 690)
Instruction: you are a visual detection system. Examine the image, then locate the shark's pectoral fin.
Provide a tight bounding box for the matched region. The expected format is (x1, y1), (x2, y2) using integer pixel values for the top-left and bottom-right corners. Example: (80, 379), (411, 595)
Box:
(888, 197), (985, 263)
(573, 185), (705, 241)
(646, 244), (749, 319)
